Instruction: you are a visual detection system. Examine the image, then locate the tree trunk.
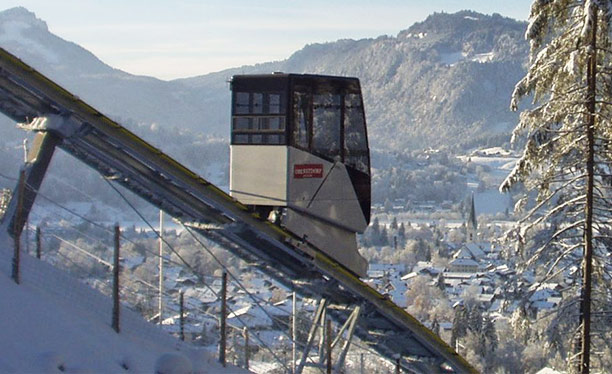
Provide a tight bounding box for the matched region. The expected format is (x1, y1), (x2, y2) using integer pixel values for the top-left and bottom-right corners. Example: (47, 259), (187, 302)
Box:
(580, 7), (597, 374)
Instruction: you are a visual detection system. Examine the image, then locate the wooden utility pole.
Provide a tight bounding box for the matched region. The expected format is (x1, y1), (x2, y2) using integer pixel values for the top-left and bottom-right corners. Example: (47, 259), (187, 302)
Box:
(243, 327), (250, 371)
(219, 271), (227, 367)
(292, 291), (297, 374)
(36, 226), (41, 259)
(12, 169), (26, 284)
(326, 319), (332, 374)
(580, 6), (597, 374)
(24, 220), (29, 256)
(112, 224), (121, 333)
(360, 353), (365, 374)
(179, 291), (185, 341)
(158, 210), (164, 325)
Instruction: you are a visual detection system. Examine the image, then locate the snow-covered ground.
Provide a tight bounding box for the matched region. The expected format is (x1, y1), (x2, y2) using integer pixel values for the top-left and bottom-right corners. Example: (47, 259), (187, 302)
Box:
(460, 147), (518, 215)
(473, 189), (512, 216)
(439, 50), (496, 66)
(0, 233), (249, 374)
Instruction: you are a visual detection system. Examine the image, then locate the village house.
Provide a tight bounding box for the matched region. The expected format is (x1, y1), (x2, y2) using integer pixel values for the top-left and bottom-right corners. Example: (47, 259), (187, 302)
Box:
(366, 263), (408, 307)
(448, 257), (479, 273)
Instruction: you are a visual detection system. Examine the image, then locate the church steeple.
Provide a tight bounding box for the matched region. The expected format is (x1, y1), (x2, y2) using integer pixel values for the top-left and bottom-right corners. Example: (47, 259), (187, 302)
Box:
(467, 192), (477, 242)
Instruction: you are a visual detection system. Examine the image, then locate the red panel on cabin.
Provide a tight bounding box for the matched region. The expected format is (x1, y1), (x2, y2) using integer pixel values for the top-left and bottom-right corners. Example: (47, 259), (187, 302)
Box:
(294, 164), (324, 179)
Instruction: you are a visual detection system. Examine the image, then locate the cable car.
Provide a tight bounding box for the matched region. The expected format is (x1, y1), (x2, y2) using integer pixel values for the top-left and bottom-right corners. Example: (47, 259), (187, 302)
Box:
(229, 73), (370, 277)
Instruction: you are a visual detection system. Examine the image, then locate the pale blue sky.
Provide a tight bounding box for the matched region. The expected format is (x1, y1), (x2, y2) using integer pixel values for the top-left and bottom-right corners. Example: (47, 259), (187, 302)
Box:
(3, 1), (533, 80)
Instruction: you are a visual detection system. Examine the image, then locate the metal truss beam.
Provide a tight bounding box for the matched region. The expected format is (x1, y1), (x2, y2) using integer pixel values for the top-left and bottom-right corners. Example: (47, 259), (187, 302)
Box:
(1, 130), (60, 237)
(0, 47), (477, 374)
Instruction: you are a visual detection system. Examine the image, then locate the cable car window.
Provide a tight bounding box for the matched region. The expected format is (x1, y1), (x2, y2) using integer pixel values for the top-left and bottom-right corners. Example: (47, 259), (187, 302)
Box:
(252, 93), (263, 114)
(293, 91), (311, 149)
(344, 93), (369, 173)
(266, 134), (285, 144)
(269, 117), (282, 130)
(235, 92), (250, 114)
(232, 91), (286, 145)
(312, 93), (341, 158)
(233, 133), (285, 144)
(269, 94), (281, 114)
(234, 134), (249, 143)
(234, 117), (251, 130)
(233, 92), (286, 115)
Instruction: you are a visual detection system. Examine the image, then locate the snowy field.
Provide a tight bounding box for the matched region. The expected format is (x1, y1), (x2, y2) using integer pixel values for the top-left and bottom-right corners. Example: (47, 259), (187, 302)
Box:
(459, 147), (518, 180)
(473, 189), (512, 216)
(0, 233), (248, 374)
(461, 147), (517, 215)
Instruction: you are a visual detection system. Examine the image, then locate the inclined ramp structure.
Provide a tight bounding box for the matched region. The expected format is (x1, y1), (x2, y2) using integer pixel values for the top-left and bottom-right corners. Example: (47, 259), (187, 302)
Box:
(0, 47), (476, 374)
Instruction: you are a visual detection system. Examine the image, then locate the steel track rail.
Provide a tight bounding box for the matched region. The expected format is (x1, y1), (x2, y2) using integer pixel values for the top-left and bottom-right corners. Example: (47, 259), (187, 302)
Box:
(0, 47), (477, 373)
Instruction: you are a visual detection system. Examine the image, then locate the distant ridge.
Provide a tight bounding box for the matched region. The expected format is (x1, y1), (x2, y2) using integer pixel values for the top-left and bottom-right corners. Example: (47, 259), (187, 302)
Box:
(0, 7), (528, 152)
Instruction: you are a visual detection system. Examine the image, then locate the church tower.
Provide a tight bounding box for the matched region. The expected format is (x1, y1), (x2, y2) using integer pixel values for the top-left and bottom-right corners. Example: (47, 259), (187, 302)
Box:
(467, 192), (477, 242)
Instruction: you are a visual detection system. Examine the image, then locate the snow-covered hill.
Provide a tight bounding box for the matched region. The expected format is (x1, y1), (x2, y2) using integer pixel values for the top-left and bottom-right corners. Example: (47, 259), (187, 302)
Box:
(0, 7), (528, 152)
(0, 6), (529, 210)
(0, 233), (248, 374)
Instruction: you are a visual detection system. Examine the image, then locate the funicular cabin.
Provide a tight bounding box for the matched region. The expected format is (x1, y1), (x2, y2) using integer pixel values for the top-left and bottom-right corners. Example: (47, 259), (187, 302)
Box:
(229, 73), (371, 277)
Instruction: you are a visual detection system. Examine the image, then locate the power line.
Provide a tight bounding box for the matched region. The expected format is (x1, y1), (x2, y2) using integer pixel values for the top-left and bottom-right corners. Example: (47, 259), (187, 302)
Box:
(2, 170), (380, 370)
(103, 177), (294, 373)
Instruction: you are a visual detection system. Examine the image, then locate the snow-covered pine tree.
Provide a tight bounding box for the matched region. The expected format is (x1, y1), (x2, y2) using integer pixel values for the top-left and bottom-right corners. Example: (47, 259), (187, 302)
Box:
(451, 304), (468, 351)
(482, 315), (498, 353)
(431, 317), (440, 337)
(391, 216), (398, 230)
(480, 315), (498, 373)
(398, 222), (406, 247)
(501, 1), (612, 373)
(466, 304), (483, 334)
(510, 304), (532, 345)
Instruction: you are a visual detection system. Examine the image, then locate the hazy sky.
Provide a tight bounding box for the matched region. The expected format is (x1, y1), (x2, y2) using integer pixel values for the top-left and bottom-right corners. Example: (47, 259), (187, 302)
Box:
(3, 1), (534, 80)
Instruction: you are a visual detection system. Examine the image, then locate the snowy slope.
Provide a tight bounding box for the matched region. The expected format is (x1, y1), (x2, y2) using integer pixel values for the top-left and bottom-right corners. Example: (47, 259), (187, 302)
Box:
(0, 233), (248, 374)
(0, 7), (528, 152)
(459, 148), (517, 215)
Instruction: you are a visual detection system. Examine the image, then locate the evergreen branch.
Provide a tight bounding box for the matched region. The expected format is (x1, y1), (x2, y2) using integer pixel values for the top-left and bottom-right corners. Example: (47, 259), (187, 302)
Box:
(535, 297), (581, 322)
(549, 84), (588, 99)
(545, 243), (582, 278)
(518, 175), (586, 223)
(526, 220), (585, 267)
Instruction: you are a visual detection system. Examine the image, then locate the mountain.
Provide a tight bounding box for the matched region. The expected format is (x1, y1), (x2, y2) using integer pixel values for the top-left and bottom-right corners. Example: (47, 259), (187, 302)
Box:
(0, 7), (528, 207)
(0, 7), (229, 137)
(0, 7), (527, 152)
(181, 10), (529, 151)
